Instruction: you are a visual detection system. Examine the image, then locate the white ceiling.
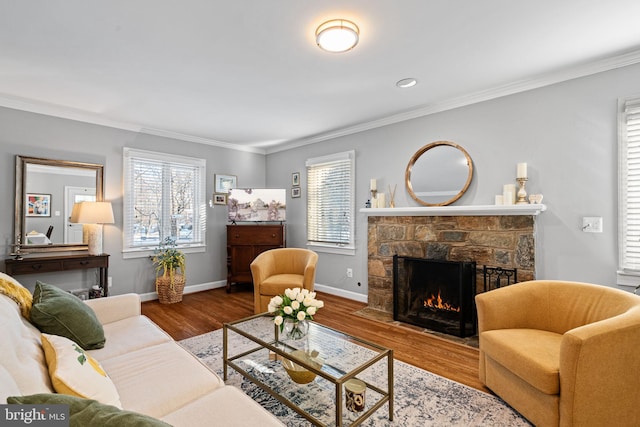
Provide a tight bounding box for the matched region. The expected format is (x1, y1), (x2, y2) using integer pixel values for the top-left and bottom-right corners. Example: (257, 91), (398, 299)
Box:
(2, 1), (640, 153)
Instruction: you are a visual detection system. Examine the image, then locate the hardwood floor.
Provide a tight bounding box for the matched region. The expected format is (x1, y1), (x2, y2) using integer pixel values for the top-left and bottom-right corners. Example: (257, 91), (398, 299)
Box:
(141, 284), (489, 393)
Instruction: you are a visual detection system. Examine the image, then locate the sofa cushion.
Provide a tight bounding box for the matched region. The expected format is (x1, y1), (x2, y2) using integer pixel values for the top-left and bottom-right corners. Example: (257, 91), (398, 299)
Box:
(41, 333), (122, 408)
(99, 341), (224, 418)
(0, 295), (53, 399)
(30, 281), (106, 350)
(160, 386), (284, 427)
(0, 272), (32, 318)
(7, 394), (171, 426)
(481, 328), (562, 394)
(88, 315), (172, 362)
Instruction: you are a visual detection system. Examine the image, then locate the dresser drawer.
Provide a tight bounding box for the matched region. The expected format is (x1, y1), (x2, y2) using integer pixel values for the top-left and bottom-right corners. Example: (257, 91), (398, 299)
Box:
(227, 226), (284, 245)
(6, 258), (63, 275)
(63, 257), (107, 270)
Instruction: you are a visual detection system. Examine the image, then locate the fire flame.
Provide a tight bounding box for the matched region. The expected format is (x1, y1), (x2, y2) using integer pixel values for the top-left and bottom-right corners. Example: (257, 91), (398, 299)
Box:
(423, 290), (460, 312)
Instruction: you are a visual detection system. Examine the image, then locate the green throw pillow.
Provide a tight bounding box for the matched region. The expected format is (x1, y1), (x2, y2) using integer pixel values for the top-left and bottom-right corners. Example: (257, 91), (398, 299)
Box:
(30, 281), (106, 350)
(7, 394), (171, 427)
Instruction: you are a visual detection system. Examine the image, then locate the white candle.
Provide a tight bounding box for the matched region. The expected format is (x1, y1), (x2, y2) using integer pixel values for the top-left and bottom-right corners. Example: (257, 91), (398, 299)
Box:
(517, 163), (527, 179)
(377, 193), (386, 208)
(371, 197), (378, 208)
(370, 179), (377, 191)
(495, 195), (503, 205)
(503, 184), (516, 205)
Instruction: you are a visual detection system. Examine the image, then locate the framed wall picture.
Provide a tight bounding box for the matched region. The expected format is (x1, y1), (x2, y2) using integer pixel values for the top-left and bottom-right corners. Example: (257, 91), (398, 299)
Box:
(213, 193), (227, 205)
(26, 193), (51, 217)
(291, 187), (301, 198)
(214, 174), (237, 194)
(292, 172), (300, 187)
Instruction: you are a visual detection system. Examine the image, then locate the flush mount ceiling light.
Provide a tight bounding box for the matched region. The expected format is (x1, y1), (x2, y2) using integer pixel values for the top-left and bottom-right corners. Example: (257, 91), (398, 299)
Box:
(316, 19), (359, 53)
(396, 78), (418, 88)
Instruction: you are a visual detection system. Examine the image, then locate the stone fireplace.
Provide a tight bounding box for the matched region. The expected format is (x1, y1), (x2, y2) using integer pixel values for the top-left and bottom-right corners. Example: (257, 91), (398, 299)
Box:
(365, 205), (544, 317)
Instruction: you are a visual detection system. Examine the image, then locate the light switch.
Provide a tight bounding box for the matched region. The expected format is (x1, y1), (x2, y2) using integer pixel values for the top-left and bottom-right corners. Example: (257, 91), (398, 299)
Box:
(582, 217), (603, 233)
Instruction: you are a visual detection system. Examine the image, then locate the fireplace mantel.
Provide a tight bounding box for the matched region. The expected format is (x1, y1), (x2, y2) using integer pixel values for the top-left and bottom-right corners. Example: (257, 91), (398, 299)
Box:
(360, 204), (546, 217)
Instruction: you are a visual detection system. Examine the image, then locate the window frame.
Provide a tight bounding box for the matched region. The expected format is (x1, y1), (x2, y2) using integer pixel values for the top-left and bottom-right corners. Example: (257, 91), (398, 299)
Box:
(617, 95), (640, 286)
(305, 150), (356, 256)
(122, 147), (206, 259)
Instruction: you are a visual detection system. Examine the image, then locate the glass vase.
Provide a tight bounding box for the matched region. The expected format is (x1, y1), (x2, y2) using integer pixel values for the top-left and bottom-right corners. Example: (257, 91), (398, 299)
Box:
(283, 318), (309, 341)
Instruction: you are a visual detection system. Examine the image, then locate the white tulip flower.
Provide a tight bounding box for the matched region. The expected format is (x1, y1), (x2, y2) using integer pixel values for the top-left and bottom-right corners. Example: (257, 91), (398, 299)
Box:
(271, 295), (283, 306)
(306, 306), (317, 316)
(291, 300), (300, 310)
(296, 293), (305, 302)
(274, 315), (283, 326)
(267, 304), (277, 313)
(303, 297), (313, 307)
(284, 306), (293, 315)
(297, 311), (307, 321)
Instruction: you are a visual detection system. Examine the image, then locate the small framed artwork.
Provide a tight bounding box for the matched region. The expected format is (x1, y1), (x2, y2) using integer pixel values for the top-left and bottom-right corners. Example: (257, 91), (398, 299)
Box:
(214, 174), (237, 194)
(292, 172), (300, 187)
(291, 187), (301, 198)
(26, 193), (51, 217)
(213, 193), (227, 205)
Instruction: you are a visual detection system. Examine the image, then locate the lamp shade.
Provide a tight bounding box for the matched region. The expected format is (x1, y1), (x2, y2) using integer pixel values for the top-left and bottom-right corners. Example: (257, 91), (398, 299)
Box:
(74, 202), (115, 224)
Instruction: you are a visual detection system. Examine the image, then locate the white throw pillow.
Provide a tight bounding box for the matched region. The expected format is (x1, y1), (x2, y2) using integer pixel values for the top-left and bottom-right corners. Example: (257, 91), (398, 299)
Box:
(41, 333), (121, 408)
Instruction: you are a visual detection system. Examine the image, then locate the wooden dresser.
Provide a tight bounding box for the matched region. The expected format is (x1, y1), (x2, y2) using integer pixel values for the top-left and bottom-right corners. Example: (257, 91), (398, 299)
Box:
(226, 224), (285, 292)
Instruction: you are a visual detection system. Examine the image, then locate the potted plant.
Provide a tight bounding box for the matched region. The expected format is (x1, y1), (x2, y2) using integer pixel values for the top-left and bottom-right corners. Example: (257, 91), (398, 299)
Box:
(152, 237), (186, 304)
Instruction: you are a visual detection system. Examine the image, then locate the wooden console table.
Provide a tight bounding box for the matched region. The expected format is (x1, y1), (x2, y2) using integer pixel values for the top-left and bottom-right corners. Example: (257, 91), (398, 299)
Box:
(4, 254), (110, 297)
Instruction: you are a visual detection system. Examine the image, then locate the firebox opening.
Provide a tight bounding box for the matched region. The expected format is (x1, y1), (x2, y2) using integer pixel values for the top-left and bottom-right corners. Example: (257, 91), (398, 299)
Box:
(393, 255), (476, 338)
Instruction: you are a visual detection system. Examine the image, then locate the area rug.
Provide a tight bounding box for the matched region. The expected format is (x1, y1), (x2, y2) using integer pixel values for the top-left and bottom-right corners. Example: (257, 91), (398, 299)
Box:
(179, 324), (530, 427)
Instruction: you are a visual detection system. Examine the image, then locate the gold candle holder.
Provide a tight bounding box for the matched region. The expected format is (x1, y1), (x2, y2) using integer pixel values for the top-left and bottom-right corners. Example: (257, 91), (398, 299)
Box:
(516, 178), (528, 204)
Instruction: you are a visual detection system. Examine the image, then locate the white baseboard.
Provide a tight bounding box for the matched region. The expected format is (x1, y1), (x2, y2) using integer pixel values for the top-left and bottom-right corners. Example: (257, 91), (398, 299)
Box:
(314, 283), (368, 303)
(138, 280), (368, 304)
(139, 280), (226, 302)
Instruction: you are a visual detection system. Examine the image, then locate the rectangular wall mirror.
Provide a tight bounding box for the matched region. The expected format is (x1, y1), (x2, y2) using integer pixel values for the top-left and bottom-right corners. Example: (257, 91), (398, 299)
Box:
(14, 155), (104, 254)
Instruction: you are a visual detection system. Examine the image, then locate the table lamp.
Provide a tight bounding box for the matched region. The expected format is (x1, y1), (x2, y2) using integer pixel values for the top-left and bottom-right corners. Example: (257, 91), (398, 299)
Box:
(72, 201), (114, 255)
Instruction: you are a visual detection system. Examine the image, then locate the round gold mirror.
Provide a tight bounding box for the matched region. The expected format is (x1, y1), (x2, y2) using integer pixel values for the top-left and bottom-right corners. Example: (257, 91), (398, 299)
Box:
(405, 141), (473, 206)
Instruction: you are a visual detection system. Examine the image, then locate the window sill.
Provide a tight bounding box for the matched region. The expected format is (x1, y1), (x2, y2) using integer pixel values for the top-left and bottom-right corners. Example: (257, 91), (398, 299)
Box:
(307, 242), (355, 256)
(123, 244), (206, 259)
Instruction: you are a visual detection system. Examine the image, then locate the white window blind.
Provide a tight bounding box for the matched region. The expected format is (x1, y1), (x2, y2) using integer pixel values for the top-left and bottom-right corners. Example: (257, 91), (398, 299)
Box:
(306, 151), (355, 251)
(619, 97), (640, 275)
(123, 148), (206, 255)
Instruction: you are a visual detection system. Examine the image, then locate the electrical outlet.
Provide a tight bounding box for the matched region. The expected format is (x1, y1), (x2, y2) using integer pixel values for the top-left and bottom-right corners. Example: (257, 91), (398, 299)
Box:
(346, 268), (353, 278)
(582, 217), (603, 233)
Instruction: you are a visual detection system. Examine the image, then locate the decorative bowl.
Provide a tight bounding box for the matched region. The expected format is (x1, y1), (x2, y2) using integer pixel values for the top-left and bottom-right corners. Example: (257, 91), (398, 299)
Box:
(282, 350), (323, 384)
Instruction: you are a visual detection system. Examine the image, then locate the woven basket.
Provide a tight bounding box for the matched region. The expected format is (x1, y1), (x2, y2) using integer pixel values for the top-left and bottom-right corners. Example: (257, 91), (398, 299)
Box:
(155, 274), (185, 304)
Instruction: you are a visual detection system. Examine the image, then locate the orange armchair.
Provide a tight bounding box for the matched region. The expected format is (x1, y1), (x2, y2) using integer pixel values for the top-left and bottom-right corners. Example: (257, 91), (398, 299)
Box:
(250, 248), (318, 314)
(476, 280), (640, 427)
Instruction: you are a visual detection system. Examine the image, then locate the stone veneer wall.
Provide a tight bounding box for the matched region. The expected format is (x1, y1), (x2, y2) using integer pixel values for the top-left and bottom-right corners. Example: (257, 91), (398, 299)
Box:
(367, 215), (536, 314)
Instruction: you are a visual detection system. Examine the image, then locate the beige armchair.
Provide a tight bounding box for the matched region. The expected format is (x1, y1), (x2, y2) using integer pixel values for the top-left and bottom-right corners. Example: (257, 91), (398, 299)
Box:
(250, 248), (318, 314)
(475, 280), (640, 427)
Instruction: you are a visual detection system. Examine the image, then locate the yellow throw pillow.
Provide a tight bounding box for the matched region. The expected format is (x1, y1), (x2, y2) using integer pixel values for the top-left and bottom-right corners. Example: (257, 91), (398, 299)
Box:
(41, 333), (122, 408)
(0, 274), (33, 319)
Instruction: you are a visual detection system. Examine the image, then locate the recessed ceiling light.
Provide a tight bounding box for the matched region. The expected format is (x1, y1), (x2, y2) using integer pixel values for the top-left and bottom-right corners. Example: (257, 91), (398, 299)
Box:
(316, 19), (359, 53)
(396, 78), (418, 88)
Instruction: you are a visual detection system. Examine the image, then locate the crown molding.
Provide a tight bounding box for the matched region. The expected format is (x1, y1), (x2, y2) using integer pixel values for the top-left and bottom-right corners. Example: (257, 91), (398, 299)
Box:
(2, 48), (640, 155)
(266, 48), (640, 154)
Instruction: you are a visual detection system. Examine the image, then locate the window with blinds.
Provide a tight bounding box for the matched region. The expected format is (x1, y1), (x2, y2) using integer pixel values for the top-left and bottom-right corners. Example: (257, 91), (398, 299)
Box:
(619, 97), (640, 280)
(123, 148), (206, 255)
(306, 151), (355, 253)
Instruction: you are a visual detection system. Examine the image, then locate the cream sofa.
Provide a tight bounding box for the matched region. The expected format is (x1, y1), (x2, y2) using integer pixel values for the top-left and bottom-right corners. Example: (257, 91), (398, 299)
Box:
(0, 272), (283, 426)
(476, 280), (640, 427)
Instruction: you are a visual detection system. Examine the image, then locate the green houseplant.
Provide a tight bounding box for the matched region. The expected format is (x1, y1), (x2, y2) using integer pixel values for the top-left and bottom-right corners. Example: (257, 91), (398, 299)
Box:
(152, 237), (186, 304)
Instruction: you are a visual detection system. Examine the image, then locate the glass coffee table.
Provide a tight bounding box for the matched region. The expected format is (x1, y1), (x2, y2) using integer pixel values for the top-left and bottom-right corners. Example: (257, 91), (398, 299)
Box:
(223, 314), (394, 426)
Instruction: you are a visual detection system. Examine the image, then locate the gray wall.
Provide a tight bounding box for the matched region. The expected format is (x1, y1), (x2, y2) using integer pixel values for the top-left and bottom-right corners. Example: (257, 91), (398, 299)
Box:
(2, 61), (639, 298)
(266, 62), (640, 297)
(0, 108), (266, 294)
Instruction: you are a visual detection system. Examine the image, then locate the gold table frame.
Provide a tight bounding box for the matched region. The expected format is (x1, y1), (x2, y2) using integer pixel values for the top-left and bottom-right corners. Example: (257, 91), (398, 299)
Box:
(223, 313), (394, 426)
